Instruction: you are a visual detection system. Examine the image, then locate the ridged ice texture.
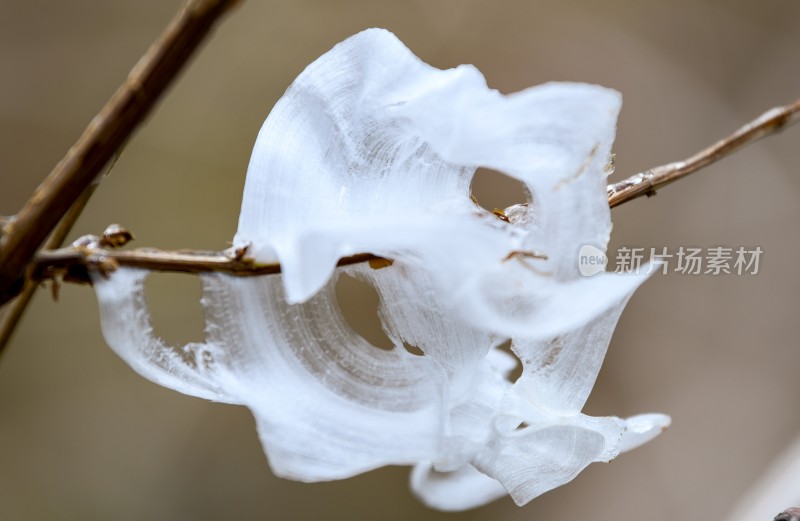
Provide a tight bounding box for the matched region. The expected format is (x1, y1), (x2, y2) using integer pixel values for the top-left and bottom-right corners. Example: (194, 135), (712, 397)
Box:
(91, 29), (669, 511)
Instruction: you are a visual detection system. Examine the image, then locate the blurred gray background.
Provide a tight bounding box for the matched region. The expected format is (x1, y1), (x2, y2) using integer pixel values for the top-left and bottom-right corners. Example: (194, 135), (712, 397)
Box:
(1, 0), (799, 519)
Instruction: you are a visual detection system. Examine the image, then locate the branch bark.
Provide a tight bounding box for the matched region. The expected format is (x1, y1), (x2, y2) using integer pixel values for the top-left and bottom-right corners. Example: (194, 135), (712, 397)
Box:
(0, 0), (241, 306)
(0, 185), (98, 356)
(33, 246), (383, 285)
(607, 98), (800, 207)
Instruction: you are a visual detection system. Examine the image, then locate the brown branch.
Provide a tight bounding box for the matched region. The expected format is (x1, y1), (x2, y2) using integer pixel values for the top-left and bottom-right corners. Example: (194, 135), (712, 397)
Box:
(607, 98), (800, 207)
(18, 96), (800, 285)
(32, 246), (382, 285)
(0, 0), (241, 307)
(0, 185), (98, 357)
(28, 96), (800, 282)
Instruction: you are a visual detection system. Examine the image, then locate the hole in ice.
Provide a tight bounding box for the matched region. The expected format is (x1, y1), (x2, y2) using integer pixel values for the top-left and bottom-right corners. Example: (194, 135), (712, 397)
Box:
(335, 273), (394, 351)
(469, 167), (530, 217)
(495, 338), (523, 383)
(402, 341), (425, 356)
(143, 272), (206, 347)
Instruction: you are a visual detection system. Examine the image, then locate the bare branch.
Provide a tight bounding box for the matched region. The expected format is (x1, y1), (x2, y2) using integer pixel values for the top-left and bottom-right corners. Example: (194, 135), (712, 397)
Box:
(32, 245), (382, 284)
(29, 97), (800, 282)
(16, 96), (800, 286)
(608, 98), (800, 207)
(0, 184), (97, 357)
(0, 0), (241, 306)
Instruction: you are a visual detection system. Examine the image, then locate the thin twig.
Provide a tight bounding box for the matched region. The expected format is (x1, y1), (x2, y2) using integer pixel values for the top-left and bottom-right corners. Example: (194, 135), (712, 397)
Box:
(0, 0), (241, 306)
(0, 184), (97, 356)
(22, 96), (800, 284)
(607, 98), (800, 207)
(32, 247), (382, 284)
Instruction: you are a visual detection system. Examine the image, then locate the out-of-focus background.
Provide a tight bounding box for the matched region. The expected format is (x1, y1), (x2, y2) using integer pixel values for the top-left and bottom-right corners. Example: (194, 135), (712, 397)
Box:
(1, 0), (799, 519)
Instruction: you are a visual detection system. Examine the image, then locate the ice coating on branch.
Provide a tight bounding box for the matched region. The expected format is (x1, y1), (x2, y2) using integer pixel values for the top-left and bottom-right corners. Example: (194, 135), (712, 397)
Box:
(91, 28), (669, 510)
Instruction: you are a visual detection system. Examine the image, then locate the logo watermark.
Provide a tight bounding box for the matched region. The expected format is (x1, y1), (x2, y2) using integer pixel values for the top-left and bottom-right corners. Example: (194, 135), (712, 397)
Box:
(578, 245), (763, 277)
(578, 244), (608, 277)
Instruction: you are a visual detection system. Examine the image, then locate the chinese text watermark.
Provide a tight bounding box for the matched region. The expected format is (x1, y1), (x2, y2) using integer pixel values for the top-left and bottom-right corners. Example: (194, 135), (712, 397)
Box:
(578, 246), (763, 277)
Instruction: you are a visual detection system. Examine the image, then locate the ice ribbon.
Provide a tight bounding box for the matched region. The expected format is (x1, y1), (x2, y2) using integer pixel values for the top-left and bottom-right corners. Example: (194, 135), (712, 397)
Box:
(92, 28), (669, 510)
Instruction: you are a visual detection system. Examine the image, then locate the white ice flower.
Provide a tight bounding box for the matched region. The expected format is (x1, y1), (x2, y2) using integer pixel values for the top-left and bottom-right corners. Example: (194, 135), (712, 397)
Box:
(91, 28), (669, 511)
